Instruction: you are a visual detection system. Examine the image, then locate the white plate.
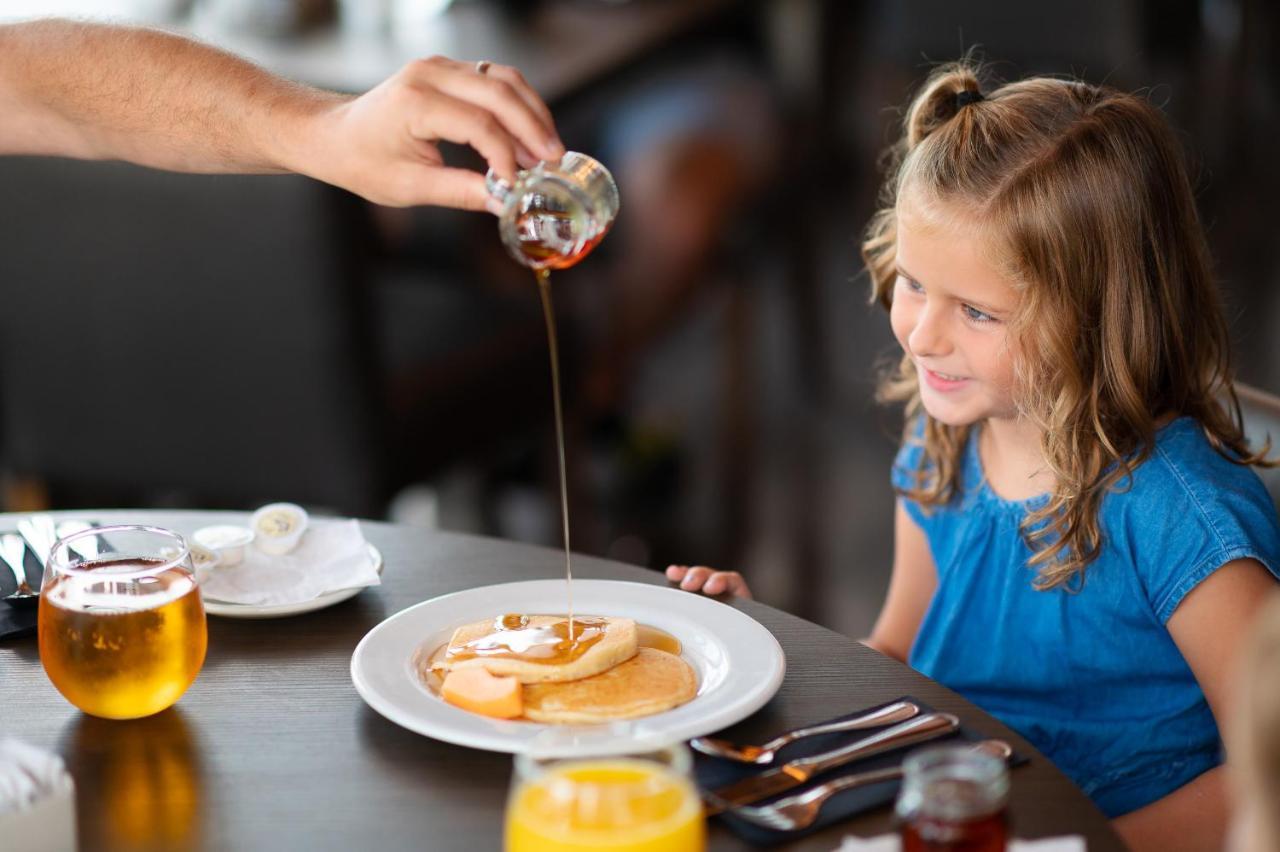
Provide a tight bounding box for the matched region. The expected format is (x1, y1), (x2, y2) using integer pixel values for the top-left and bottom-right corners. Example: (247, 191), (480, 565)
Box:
(202, 544), (383, 619)
(350, 579), (786, 754)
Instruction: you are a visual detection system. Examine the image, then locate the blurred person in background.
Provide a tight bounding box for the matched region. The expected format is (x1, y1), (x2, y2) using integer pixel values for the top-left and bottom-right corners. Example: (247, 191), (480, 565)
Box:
(1229, 592), (1280, 852)
(0, 18), (564, 210)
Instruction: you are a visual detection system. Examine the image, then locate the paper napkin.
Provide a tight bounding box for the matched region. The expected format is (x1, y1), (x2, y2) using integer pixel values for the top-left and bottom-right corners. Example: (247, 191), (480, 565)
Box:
(199, 519), (380, 606)
(0, 739), (76, 852)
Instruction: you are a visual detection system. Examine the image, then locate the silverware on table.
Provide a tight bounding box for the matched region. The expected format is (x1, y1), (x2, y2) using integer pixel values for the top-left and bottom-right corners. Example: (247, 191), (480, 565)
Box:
(17, 514), (58, 565)
(714, 739), (1013, 831)
(703, 712), (960, 815)
(692, 700), (921, 764)
(56, 521), (101, 560)
(0, 533), (38, 603)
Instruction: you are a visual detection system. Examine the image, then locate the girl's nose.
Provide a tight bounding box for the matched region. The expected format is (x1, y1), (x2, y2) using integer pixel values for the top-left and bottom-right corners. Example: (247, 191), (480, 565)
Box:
(908, 304), (950, 358)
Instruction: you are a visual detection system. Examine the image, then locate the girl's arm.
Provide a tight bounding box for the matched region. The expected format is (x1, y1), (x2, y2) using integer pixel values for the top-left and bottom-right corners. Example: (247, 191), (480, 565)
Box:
(1112, 557), (1278, 851)
(862, 501), (937, 662)
(0, 20), (562, 210)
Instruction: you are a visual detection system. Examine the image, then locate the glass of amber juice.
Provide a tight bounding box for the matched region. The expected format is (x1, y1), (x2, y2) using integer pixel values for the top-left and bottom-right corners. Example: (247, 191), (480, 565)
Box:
(38, 524), (207, 720)
(505, 729), (704, 852)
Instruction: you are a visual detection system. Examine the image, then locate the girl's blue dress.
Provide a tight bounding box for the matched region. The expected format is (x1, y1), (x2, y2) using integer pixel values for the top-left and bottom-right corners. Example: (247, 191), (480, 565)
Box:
(894, 416), (1280, 816)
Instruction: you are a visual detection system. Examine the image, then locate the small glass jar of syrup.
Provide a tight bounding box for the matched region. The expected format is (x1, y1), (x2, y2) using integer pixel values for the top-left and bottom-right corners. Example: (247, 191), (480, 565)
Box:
(485, 152), (620, 270)
(895, 744), (1010, 852)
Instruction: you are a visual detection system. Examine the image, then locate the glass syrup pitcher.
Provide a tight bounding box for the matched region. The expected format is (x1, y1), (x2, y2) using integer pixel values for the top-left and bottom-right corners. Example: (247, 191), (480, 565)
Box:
(485, 151), (620, 270)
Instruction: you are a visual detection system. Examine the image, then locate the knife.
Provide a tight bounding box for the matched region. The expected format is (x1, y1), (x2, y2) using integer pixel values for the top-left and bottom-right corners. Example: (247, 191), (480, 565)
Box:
(703, 711), (960, 814)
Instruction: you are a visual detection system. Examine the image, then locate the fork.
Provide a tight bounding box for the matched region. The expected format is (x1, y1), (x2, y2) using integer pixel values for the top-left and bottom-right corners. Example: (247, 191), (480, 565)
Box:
(17, 515), (58, 565)
(691, 700), (921, 764)
(56, 521), (101, 560)
(0, 533), (37, 601)
(716, 739), (1014, 831)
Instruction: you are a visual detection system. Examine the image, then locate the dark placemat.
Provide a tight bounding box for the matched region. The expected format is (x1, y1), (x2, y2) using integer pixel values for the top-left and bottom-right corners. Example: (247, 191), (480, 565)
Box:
(0, 600), (38, 639)
(694, 696), (1026, 846)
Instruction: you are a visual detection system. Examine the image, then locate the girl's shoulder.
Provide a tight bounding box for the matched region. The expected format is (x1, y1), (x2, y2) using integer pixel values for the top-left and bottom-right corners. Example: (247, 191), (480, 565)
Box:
(1114, 416), (1280, 621)
(1130, 416), (1272, 510)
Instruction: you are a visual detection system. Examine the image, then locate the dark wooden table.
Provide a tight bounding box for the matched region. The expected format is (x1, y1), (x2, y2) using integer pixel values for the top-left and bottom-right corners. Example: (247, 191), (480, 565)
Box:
(0, 511), (1124, 850)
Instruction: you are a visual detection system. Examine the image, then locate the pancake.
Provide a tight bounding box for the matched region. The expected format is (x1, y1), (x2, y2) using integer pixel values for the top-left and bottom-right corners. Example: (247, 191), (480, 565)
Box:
(434, 615), (638, 684)
(522, 647), (698, 724)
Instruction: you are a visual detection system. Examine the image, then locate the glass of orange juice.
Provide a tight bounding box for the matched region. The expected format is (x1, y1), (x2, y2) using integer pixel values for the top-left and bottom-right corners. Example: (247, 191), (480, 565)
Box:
(39, 524), (207, 720)
(505, 727), (705, 852)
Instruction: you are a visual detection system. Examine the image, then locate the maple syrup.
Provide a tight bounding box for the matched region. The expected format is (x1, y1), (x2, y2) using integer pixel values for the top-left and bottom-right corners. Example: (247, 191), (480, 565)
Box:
(635, 623), (681, 656)
(487, 152), (619, 646)
(515, 209), (611, 270)
(447, 616), (608, 665)
(896, 746), (1010, 852)
(535, 268), (576, 633)
(901, 811), (1008, 852)
(417, 620), (683, 701)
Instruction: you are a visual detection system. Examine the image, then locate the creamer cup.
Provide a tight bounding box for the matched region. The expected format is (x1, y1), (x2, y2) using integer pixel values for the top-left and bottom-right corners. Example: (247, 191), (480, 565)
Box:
(193, 525), (254, 567)
(250, 503), (308, 556)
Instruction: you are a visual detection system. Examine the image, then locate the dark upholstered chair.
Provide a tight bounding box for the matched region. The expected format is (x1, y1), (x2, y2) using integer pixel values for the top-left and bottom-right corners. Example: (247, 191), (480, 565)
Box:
(0, 158), (547, 517)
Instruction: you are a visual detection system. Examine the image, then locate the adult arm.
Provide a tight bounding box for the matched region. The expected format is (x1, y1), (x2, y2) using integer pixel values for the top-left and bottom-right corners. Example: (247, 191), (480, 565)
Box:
(0, 19), (563, 209)
(862, 500), (937, 662)
(1112, 557), (1278, 851)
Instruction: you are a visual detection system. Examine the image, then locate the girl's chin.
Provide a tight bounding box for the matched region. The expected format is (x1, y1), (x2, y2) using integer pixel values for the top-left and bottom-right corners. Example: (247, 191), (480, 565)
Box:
(918, 397), (982, 427)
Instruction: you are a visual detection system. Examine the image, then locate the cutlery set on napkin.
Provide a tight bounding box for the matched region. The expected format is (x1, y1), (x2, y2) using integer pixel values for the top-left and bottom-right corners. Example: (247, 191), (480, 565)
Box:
(0, 515), (102, 638)
(693, 697), (1027, 845)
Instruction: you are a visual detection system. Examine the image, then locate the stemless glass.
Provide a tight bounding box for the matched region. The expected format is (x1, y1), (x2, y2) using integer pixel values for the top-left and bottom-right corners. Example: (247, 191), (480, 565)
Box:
(38, 525), (207, 720)
(505, 727), (705, 852)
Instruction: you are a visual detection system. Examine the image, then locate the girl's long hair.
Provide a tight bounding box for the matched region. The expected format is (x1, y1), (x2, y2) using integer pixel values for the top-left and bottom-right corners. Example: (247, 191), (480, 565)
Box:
(863, 61), (1270, 591)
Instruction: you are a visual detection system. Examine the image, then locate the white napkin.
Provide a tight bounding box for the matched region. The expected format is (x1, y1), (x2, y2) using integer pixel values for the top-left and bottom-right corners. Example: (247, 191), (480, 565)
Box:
(198, 519), (380, 606)
(838, 835), (1085, 851)
(0, 740), (73, 816)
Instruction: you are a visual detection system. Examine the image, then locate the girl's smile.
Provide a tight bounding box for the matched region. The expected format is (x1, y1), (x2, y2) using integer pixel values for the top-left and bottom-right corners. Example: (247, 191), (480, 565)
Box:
(920, 365), (970, 392)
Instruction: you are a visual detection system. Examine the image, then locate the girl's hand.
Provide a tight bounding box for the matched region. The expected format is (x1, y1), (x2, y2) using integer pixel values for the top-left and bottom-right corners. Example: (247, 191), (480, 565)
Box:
(665, 565), (753, 599)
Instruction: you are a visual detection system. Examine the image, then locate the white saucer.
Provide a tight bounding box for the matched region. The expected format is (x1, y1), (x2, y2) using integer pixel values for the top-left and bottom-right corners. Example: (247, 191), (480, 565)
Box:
(350, 579), (786, 754)
(202, 543), (382, 619)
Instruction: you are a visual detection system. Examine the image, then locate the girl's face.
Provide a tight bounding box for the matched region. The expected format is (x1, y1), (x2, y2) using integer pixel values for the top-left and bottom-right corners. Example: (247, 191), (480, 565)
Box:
(891, 196), (1022, 427)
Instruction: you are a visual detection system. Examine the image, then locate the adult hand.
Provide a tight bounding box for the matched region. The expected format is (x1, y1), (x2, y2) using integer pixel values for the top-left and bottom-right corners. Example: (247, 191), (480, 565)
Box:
(303, 56), (565, 211)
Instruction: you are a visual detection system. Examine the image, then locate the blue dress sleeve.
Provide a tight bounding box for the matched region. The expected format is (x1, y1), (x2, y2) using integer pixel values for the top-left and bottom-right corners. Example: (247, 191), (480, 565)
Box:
(1122, 433), (1280, 623)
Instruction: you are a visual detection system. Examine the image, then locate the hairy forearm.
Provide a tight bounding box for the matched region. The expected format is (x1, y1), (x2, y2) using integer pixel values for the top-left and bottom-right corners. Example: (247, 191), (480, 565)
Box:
(1112, 766), (1228, 852)
(0, 19), (343, 173)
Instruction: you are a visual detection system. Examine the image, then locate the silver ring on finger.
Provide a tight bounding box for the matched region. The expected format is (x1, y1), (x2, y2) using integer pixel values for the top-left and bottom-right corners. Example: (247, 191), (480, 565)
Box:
(475, 60), (492, 76)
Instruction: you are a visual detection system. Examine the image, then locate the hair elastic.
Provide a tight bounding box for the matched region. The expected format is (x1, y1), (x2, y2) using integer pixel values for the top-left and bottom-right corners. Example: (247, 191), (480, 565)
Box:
(955, 90), (985, 108)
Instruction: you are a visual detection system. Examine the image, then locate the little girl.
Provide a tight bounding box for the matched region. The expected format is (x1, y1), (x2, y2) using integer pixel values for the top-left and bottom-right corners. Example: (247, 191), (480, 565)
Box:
(668, 62), (1280, 850)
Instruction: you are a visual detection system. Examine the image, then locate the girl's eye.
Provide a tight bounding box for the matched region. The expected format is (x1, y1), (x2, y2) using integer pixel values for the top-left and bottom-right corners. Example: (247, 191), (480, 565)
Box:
(962, 304), (996, 323)
(897, 274), (924, 294)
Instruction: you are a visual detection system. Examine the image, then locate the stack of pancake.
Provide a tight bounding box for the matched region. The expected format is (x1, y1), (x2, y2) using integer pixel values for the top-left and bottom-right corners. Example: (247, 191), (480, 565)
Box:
(431, 615), (697, 723)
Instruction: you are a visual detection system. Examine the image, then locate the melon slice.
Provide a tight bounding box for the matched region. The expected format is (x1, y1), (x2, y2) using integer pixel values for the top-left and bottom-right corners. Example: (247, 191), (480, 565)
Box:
(441, 668), (523, 719)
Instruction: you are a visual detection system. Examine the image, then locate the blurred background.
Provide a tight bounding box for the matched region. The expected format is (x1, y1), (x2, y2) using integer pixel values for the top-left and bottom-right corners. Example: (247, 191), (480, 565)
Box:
(1, 0), (1277, 639)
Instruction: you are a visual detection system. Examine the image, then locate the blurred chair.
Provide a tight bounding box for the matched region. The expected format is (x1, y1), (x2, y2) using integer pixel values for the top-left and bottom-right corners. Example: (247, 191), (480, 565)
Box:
(1237, 382), (1280, 509)
(0, 158), (547, 517)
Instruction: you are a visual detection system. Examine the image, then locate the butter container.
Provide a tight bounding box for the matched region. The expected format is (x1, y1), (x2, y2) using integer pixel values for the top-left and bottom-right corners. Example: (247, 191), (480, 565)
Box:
(250, 503), (308, 556)
(193, 525), (254, 567)
(188, 543), (221, 582)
